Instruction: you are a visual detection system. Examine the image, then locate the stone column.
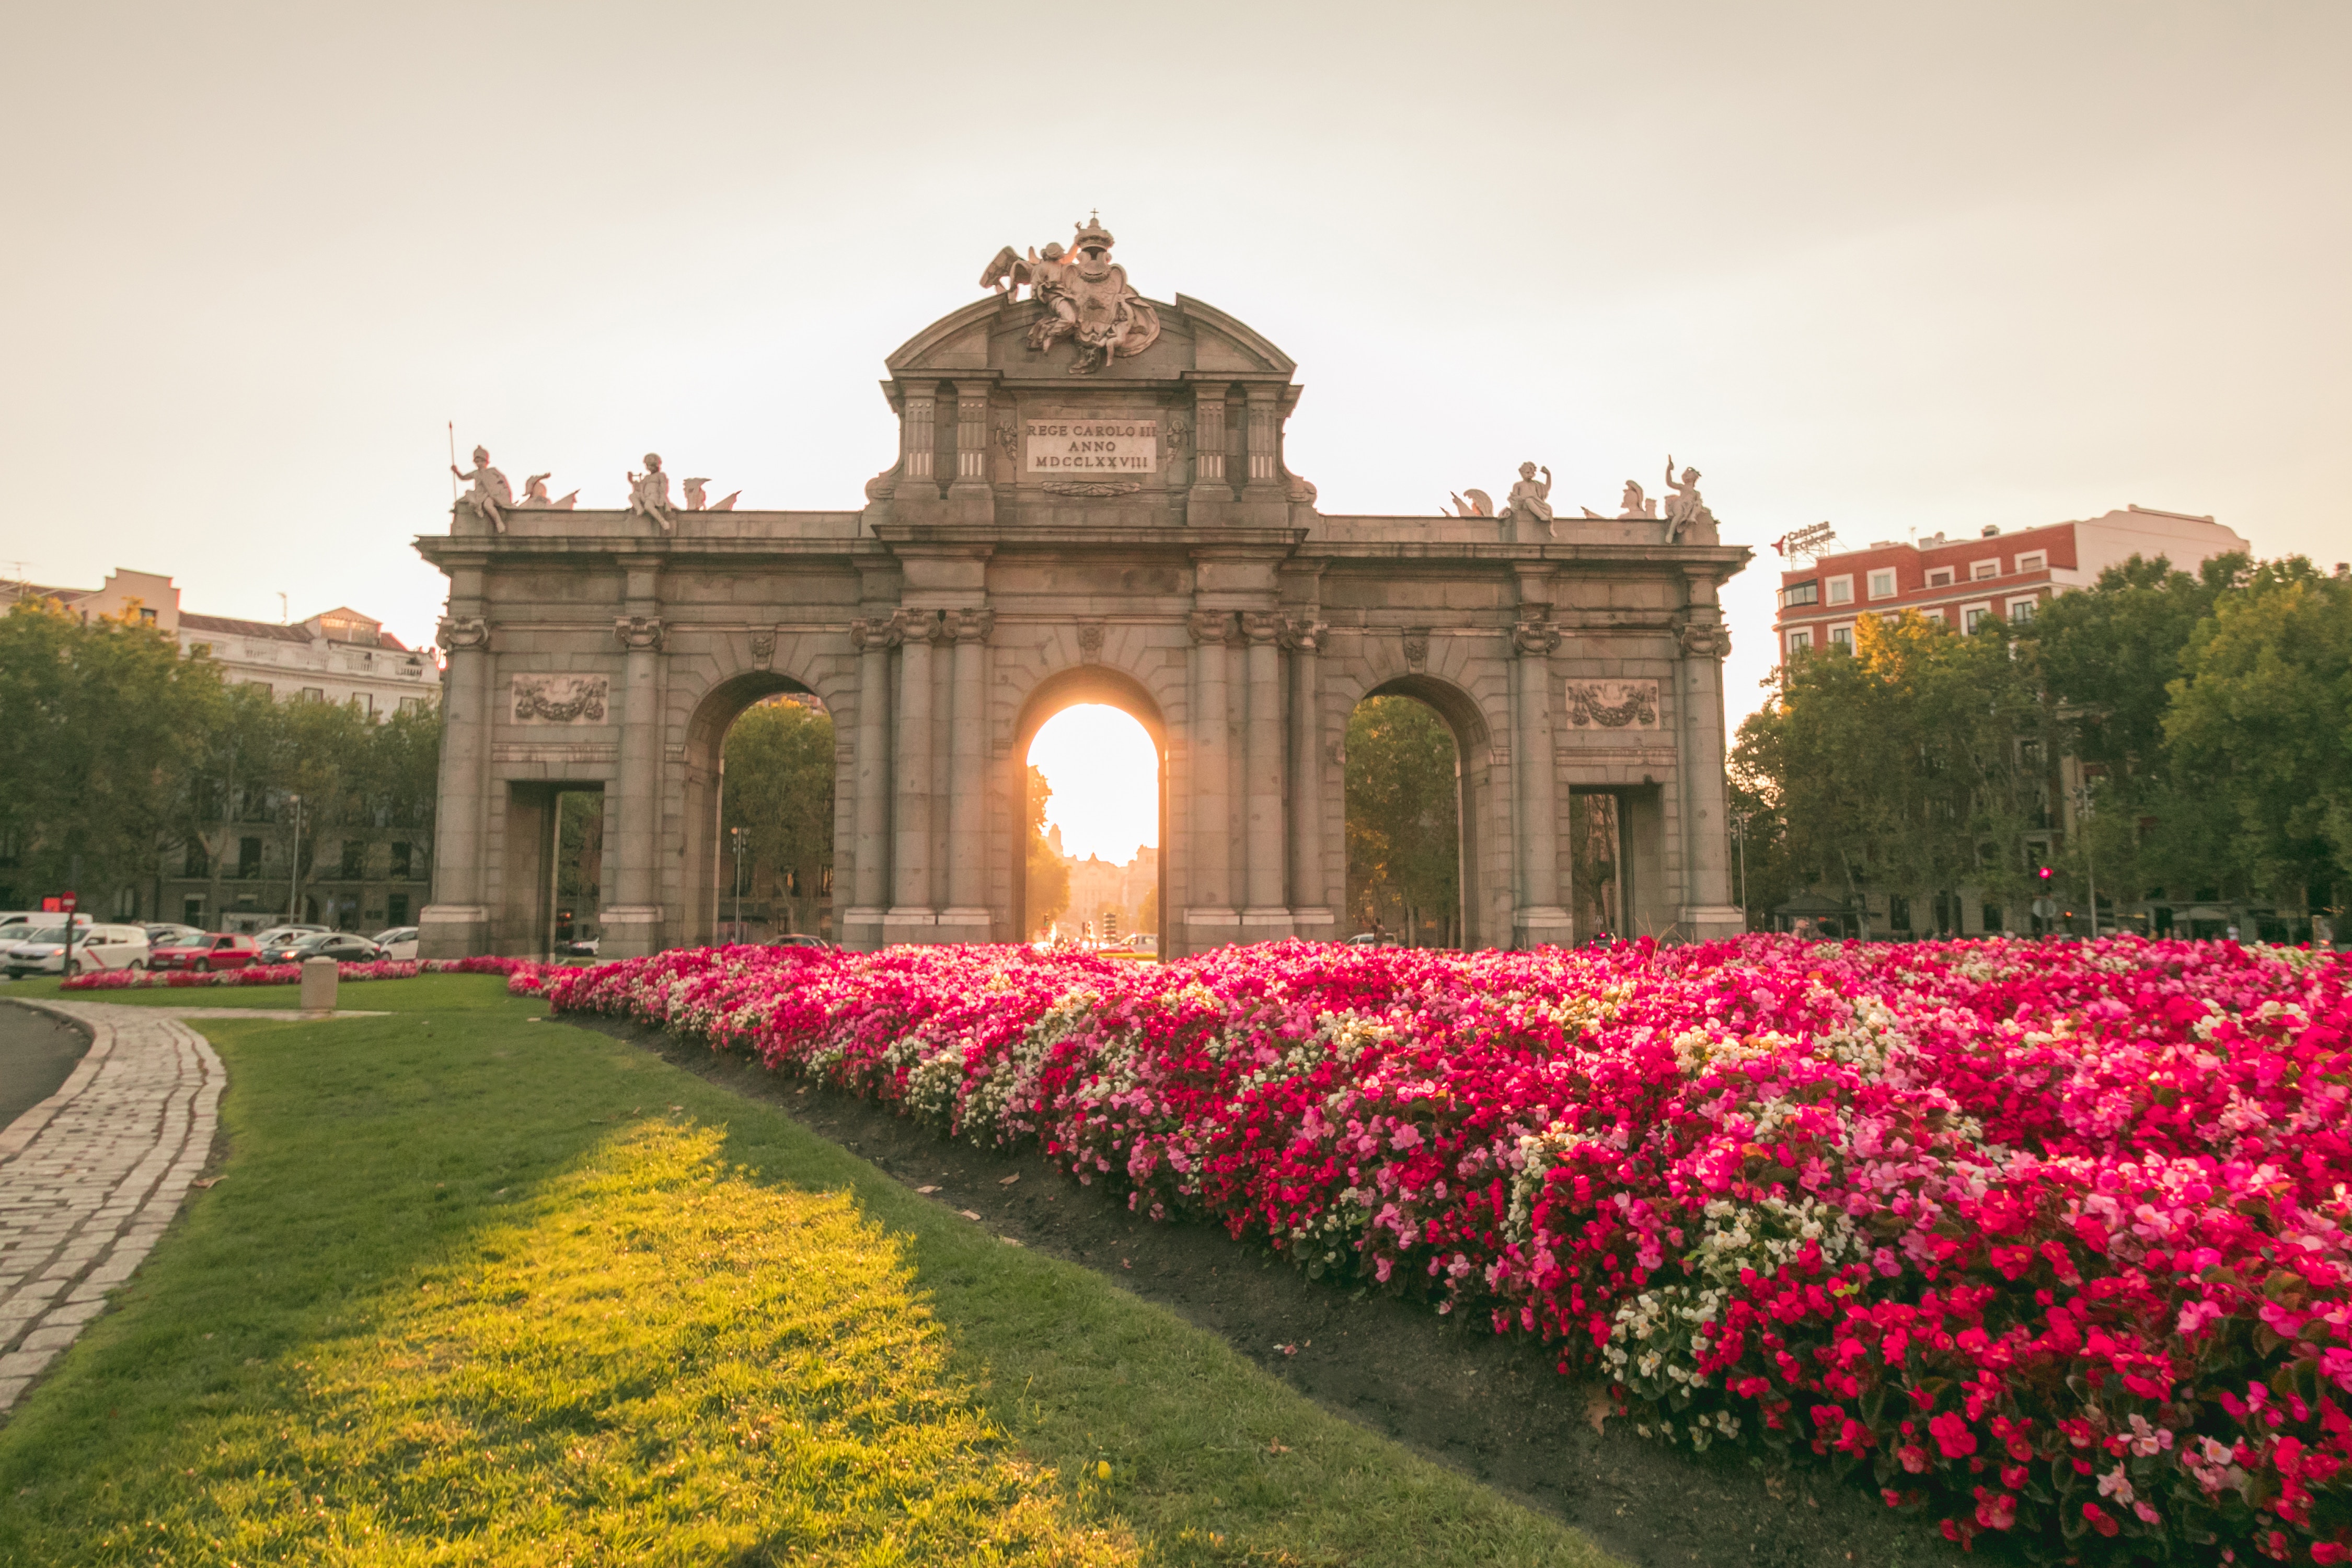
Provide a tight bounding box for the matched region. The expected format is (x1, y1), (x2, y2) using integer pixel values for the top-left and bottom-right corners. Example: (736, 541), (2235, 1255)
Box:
(886, 607), (939, 941)
(1675, 615), (1744, 940)
(604, 597), (667, 959)
(1511, 607), (1572, 947)
(1282, 616), (1331, 933)
(844, 616), (898, 950)
(418, 612), (492, 959)
(1240, 610), (1288, 936)
(939, 607), (994, 940)
(1185, 609), (1237, 944)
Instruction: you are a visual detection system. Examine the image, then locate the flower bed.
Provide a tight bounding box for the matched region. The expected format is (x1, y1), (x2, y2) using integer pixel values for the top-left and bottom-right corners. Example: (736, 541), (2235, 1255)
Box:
(543, 936), (2352, 1561)
(60, 955), (549, 991)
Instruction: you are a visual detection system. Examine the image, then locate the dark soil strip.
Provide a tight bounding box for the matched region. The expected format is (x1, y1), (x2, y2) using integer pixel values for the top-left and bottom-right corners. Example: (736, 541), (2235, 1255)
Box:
(0, 999), (93, 1131)
(566, 1013), (1980, 1568)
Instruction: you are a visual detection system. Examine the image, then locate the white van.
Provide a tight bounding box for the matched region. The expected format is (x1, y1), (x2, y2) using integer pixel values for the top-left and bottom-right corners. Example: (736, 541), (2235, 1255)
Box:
(3, 923), (149, 978)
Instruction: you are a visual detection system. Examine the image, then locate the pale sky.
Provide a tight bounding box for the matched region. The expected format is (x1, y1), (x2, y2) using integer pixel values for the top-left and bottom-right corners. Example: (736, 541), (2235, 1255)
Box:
(4, 3), (2345, 783)
(1028, 706), (1159, 863)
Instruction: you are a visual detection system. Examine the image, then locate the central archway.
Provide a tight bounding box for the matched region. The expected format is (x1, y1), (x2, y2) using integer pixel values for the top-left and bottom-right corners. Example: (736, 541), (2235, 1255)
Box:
(1008, 667), (1168, 949)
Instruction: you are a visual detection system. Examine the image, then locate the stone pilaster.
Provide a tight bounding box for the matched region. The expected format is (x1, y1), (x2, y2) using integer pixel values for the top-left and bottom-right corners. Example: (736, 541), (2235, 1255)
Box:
(1240, 610), (1288, 936)
(1282, 616), (1332, 936)
(602, 573), (667, 959)
(1675, 612), (1744, 940)
(418, 611), (492, 959)
(1186, 386), (1228, 527)
(844, 615), (900, 951)
(886, 607), (942, 942)
(901, 383), (940, 493)
(939, 607), (994, 940)
(948, 383), (994, 524)
(1240, 385), (1287, 526)
(1184, 609), (1237, 943)
(1511, 605), (1571, 947)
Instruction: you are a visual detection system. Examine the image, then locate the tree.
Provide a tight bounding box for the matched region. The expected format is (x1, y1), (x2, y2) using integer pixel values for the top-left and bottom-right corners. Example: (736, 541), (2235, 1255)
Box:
(1025, 765), (1069, 937)
(2163, 560), (2352, 912)
(1345, 696), (1460, 943)
(722, 697), (836, 933)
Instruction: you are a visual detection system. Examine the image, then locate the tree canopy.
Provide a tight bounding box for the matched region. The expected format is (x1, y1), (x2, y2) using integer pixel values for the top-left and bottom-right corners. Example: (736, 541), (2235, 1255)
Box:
(1344, 695), (1460, 941)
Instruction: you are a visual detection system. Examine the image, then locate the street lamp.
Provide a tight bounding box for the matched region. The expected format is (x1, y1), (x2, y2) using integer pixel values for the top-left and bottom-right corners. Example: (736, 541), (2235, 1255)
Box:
(285, 793), (304, 924)
(729, 826), (748, 942)
(1730, 808), (1754, 932)
(2072, 781), (2097, 939)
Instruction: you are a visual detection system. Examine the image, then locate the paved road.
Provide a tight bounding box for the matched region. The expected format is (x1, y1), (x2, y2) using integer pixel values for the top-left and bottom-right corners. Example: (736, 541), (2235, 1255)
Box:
(0, 1001), (91, 1132)
(0, 1000), (224, 1416)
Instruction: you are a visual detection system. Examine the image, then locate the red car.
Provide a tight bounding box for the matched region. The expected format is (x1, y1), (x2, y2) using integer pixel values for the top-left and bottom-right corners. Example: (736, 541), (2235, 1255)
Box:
(149, 933), (262, 973)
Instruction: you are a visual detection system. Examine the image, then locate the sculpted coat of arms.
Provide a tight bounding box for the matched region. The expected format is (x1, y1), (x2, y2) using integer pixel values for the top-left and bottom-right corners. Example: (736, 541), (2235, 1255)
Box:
(980, 213), (1161, 374)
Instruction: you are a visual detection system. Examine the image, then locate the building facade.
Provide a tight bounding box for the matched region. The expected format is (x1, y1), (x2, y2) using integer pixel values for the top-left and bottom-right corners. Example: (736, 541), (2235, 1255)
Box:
(414, 226), (1751, 960)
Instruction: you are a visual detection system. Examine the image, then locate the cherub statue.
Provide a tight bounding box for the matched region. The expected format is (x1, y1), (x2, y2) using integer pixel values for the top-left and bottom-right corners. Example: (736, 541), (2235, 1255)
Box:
(1448, 489), (1494, 518)
(518, 473), (578, 510)
(1498, 462), (1554, 535)
(1617, 479), (1658, 520)
(626, 453), (682, 534)
(451, 446), (512, 533)
(1662, 456), (1714, 541)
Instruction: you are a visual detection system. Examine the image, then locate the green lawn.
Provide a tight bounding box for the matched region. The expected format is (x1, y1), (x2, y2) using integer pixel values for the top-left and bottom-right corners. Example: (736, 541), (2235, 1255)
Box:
(0, 976), (1618, 1566)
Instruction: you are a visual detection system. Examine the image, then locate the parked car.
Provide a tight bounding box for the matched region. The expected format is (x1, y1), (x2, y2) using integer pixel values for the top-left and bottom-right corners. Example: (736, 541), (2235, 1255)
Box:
(0, 912), (92, 939)
(4, 923), (149, 978)
(145, 923), (207, 951)
(253, 924), (331, 950)
(372, 926), (419, 961)
(150, 933), (262, 973)
(258, 931), (384, 965)
(770, 933), (833, 950)
(1343, 931), (1401, 948)
(560, 933), (600, 958)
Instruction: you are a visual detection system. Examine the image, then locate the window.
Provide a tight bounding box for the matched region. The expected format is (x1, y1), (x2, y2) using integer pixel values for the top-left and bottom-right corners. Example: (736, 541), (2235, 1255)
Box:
(1786, 628), (1813, 653)
(1889, 895), (1912, 932)
(2016, 552), (2045, 572)
(190, 642), (212, 658)
(1926, 568), (1953, 588)
(238, 837), (263, 879)
(390, 842), (412, 879)
(1981, 903), (2004, 935)
(182, 839), (207, 878)
(1828, 624), (1854, 649)
(2009, 597), (2037, 624)
(183, 897), (204, 926)
(1971, 560), (1999, 581)
(340, 840), (365, 879)
(387, 893), (409, 926)
(356, 693), (375, 718)
(397, 695), (427, 715)
(299, 686), (325, 703)
(1963, 604), (1993, 632)
(1825, 576), (1853, 605)
(1866, 569), (1897, 599)
(247, 681), (272, 698)
(1777, 580), (1819, 609)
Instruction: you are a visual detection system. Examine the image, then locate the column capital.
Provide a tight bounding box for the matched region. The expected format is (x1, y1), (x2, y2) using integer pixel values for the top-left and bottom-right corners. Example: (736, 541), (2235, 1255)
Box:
(949, 607), (996, 643)
(892, 606), (945, 644)
(1275, 615), (1325, 652)
(849, 615), (903, 653)
(1676, 617), (1732, 660)
(614, 615), (665, 652)
(1187, 609), (1235, 644)
(1512, 609), (1560, 657)
(1241, 610), (1285, 644)
(436, 615), (490, 654)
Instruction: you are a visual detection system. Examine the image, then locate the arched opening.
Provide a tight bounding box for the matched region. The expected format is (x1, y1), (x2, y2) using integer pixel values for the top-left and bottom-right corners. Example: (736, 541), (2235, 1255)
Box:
(1344, 676), (1485, 948)
(1010, 671), (1166, 952)
(680, 672), (835, 948)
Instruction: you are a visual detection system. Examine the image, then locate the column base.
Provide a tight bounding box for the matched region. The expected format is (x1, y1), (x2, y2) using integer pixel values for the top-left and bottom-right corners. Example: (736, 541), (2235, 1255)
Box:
(1288, 906), (1338, 939)
(1513, 905), (1575, 949)
(935, 907), (993, 944)
(882, 907), (938, 947)
(1183, 907), (1240, 950)
(597, 904), (665, 960)
(840, 906), (889, 953)
(417, 904), (490, 961)
(1678, 905), (1748, 943)
(1238, 907), (1294, 942)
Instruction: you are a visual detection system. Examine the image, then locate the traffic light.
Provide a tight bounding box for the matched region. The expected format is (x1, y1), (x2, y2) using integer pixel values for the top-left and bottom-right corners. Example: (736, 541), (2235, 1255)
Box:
(2036, 865), (2055, 885)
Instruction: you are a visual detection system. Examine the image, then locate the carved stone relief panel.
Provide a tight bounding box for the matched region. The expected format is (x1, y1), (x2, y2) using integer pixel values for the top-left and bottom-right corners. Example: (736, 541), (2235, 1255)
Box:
(1563, 680), (1661, 730)
(511, 673), (611, 725)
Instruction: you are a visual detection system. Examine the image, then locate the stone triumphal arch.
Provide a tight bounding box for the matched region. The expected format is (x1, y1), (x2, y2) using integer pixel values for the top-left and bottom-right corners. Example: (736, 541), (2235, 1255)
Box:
(417, 220), (1748, 960)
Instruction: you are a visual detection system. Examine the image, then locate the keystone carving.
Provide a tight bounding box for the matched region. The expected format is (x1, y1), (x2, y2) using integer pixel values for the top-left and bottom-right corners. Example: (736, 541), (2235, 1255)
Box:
(614, 616), (666, 652)
(511, 674), (609, 725)
(1564, 681), (1661, 730)
(436, 615), (490, 653)
(1076, 620), (1106, 662)
(1677, 619), (1732, 660)
(1187, 609), (1235, 645)
(1402, 628), (1430, 670)
(748, 628), (777, 668)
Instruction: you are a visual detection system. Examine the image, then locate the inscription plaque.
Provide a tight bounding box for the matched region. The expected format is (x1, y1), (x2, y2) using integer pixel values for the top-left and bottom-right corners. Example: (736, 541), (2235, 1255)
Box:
(1024, 419), (1157, 475)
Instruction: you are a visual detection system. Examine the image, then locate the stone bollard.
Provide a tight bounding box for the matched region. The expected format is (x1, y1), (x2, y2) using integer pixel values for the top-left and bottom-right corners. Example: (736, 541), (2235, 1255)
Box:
(299, 956), (340, 1013)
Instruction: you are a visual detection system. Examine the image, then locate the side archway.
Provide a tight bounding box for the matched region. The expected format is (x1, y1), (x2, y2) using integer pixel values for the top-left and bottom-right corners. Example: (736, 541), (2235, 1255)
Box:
(1005, 665), (1169, 948)
(677, 669), (829, 948)
(1349, 671), (1496, 949)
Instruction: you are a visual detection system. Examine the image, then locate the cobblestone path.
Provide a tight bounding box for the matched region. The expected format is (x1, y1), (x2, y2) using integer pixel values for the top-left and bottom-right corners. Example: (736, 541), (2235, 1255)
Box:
(0, 1000), (227, 1414)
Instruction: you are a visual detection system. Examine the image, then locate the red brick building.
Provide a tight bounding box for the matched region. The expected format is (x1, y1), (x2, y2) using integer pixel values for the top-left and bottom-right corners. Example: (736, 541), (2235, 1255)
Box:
(1774, 505), (2249, 664)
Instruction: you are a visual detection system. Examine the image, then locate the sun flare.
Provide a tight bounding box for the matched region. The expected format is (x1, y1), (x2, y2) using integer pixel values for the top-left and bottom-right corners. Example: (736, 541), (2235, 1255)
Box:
(1027, 704), (1158, 863)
